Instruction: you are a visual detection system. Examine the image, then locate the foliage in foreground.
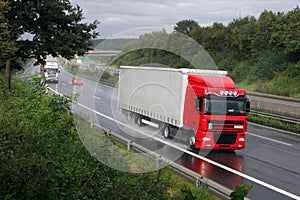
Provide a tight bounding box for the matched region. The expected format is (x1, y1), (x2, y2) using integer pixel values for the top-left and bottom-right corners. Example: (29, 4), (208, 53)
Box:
(0, 78), (219, 199)
(230, 185), (253, 200)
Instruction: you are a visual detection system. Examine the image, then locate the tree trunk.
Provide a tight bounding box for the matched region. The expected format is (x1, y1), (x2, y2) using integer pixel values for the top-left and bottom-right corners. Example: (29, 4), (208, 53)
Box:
(5, 59), (11, 90)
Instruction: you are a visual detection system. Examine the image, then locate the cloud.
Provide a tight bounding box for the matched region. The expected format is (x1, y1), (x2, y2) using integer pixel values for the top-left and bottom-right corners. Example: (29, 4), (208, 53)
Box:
(70, 0), (299, 38)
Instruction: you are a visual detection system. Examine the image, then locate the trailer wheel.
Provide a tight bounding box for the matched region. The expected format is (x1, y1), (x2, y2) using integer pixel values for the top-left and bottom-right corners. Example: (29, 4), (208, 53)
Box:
(136, 115), (144, 126)
(163, 125), (171, 139)
(134, 114), (144, 126)
(133, 114), (139, 124)
(126, 113), (131, 121)
(129, 113), (135, 121)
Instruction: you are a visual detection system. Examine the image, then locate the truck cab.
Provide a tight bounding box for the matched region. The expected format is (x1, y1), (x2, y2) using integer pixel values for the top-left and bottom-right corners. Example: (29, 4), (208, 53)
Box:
(183, 74), (250, 150)
(43, 61), (60, 83)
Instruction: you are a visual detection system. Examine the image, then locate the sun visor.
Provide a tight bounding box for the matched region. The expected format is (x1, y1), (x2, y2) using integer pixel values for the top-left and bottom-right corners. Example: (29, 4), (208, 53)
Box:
(188, 75), (235, 89)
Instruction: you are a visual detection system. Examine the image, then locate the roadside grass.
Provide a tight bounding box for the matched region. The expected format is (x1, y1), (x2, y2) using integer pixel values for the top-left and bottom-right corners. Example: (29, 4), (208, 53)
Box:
(75, 115), (220, 200)
(247, 114), (300, 134)
(237, 81), (300, 101)
(1, 77), (220, 199)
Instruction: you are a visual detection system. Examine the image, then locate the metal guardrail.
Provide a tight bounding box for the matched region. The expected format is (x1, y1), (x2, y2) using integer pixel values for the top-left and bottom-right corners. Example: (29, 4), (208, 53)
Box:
(90, 121), (238, 200)
(46, 84), (300, 200)
(46, 86), (241, 199)
(251, 110), (300, 125)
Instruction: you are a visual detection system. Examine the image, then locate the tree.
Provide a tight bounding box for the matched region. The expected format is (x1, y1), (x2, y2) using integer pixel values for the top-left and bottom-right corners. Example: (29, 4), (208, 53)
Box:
(2, 0), (99, 89)
(281, 6), (300, 62)
(174, 19), (200, 35)
(0, 0), (18, 88)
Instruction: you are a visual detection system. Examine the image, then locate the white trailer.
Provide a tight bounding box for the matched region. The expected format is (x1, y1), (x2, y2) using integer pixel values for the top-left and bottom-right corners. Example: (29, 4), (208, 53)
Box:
(118, 66), (227, 127)
(118, 66), (189, 127)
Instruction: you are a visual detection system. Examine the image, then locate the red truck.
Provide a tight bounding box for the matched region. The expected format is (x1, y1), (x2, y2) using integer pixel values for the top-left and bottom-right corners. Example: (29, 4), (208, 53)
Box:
(118, 66), (250, 150)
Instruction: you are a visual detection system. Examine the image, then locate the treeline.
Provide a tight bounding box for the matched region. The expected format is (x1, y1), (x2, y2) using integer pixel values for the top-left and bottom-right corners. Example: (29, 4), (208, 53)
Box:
(114, 7), (300, 98)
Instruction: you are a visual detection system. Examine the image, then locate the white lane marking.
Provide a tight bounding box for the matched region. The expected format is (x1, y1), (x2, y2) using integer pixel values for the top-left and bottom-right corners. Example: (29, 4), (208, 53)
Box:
(92, 95), (102, 100)
(75, 102), (300, 200)
(97, 88), (104, 92)
(247, 132), (292, 146)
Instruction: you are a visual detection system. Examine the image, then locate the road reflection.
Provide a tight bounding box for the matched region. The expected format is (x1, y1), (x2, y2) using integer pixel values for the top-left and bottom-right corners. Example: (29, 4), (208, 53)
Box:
(176, 151), (245, 190)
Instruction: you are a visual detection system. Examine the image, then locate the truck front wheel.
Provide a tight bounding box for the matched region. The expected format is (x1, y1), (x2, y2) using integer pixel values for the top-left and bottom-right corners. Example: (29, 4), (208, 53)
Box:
(186, 132), (197, 151)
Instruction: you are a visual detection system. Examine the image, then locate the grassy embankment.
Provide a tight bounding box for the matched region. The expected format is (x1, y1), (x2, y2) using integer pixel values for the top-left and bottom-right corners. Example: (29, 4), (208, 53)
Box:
(0, 76), (220, 199)
(237, 81), (300, 134)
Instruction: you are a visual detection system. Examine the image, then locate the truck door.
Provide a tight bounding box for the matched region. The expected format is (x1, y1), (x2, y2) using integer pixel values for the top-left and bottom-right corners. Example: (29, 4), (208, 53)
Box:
(183, 92), (201, 131)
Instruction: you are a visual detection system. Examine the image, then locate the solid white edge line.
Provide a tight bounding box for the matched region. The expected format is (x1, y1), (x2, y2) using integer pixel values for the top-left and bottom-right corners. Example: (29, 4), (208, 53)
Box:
(75, 102), (300, 200)
(247, 132), (292, 146)
(47, 86), (299, 200)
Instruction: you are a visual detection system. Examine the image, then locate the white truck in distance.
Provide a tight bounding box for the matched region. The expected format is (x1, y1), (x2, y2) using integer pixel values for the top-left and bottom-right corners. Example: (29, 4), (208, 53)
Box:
(42, 61), (60, 83)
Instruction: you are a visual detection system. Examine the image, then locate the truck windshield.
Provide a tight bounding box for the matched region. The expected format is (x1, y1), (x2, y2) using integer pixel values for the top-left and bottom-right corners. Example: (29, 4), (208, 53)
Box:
(204, 95), (247, 116)
(45, 68), (58, 74)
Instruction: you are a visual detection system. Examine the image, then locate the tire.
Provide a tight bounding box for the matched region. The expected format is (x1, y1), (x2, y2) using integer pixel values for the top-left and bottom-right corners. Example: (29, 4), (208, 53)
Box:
(136, 115), (143, 126)
(163, 124), (171, 139)
(129, 113), (135, 121)
(134, 114), (144, 126)
(126, 113), (131, 121)
(186, 132), (197, 151)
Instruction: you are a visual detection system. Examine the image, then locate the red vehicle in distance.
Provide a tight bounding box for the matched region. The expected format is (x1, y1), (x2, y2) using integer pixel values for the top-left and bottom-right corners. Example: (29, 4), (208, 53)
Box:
(72, 76), (83, 85)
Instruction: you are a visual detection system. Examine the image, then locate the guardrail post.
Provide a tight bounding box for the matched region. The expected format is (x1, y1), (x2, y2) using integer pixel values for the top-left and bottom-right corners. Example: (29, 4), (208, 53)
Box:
(105, 130), (111, 137)
(155, 155), (162, 179)
(156, 155), (161, 171)
(196, 176), (207, 189)
(196, 176), (202, 188)
(127, 141), (132, 151)
(90, 120), (94, 128)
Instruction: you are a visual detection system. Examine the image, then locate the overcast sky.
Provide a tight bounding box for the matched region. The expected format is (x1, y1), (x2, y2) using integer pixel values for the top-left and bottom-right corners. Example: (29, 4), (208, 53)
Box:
(70, 0), (299, 38)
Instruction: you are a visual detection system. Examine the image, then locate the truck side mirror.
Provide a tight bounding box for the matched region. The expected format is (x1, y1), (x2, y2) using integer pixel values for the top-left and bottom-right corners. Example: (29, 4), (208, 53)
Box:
(195, 97), (202, 112)
(246, 99), (250, 113)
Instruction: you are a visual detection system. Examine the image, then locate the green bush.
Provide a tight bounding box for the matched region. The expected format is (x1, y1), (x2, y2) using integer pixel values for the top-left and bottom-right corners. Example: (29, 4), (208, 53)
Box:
(247, 114), (300, 134)
(0, 77), (219, 199)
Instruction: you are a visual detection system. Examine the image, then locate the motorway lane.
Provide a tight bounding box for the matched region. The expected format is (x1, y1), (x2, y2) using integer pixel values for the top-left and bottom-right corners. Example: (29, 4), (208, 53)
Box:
(52, 68), (300, 199)
(95, 86), (300, 200)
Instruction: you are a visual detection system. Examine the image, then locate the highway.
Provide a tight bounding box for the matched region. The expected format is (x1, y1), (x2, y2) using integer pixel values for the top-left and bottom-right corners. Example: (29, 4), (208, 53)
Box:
(49, 67), (300, 200)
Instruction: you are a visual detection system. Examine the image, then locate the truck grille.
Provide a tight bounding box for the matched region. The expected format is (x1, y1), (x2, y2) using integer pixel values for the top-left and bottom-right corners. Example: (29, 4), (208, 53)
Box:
(208, 120), (244, 131)
(213, 132), (237, 144)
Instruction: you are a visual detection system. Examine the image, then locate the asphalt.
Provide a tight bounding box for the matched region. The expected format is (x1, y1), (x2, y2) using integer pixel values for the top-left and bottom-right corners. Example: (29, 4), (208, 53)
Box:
(48, 67), (300, 200)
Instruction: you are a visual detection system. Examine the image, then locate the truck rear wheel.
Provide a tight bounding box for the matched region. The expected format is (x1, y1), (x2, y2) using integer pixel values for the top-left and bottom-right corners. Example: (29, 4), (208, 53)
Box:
(134, 114), (145, 126)
(163, 125), (171, 139)
(136, 115), (143, 126)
